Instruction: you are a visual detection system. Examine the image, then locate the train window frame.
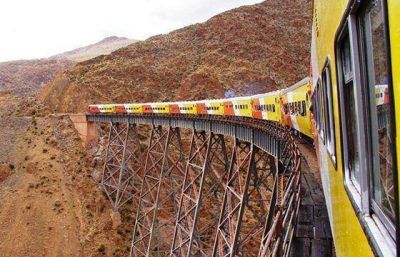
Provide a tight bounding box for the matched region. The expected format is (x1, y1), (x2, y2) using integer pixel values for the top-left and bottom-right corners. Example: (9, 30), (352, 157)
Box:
(322, 58), (337, 165)
(337, 19), (366, 199)
(315, 78), (326, 144)
(335, 0), (397, 255)
(357, 0), (397, 238)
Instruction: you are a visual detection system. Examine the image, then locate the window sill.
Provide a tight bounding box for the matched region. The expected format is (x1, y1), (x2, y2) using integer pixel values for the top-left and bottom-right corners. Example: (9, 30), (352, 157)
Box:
(364, 214), (396, 257)
(344, 180), (395, 257)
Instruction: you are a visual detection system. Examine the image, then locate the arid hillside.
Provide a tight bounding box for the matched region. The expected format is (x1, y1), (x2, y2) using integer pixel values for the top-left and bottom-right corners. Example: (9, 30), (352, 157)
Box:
(50, 36), (137, 62)
(0, 93), (133, 256)
(0, 59), (73, 96)
(41, 0), (312, 113)
(0, 37), (136, 96)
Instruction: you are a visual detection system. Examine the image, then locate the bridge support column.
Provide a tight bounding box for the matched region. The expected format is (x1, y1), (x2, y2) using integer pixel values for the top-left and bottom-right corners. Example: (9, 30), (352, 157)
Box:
(212, 140), (276, 257)
(69, 114), (98, 148)
(170, 130), (229, 257)
(131, 126), (186, 257)
(101, 122), (143, 211)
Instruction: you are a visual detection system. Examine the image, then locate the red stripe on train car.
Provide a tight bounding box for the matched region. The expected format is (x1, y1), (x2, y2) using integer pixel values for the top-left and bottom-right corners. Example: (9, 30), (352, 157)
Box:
(196, 103), (207, 114)
(384, 87), (390, 105)
(88, 106), (100, 113)
(169, 104), (180, 114)
(116, 105), (127, 113)
(143, 105), (153, 113)
(224, 101), (235, 116)
(252, 98), (263, 119)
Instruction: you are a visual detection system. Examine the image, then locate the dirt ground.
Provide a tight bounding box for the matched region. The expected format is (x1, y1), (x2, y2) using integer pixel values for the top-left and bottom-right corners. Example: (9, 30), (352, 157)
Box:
(0, 94), (133, 257)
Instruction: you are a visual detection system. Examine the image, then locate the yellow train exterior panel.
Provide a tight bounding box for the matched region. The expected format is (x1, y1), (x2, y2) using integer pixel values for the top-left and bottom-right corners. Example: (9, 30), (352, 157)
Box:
(252, 92), (281, 123)
(389, 0), (400, 213)
(230, 97), (253, 118)
(125, 104), (143, 114)
(312, 0), (375, 255)
(281, 79), (313, 138)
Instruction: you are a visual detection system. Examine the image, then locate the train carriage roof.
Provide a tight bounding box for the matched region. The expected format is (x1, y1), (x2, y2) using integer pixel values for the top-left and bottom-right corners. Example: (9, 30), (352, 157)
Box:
(251, 89), (283, 98)
(280, 77), (310, 95)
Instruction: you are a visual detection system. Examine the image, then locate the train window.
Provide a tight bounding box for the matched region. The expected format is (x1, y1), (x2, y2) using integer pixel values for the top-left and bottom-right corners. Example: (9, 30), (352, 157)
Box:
(320, 77), (327, 142)
(316, 81), (322, 134)
(339, 31), (361, 189)
(322, 61), (336, 163)
(297, 102), (300, 115)
(359, 0), (396, 229)
(296, 102), (300, 115)
(336, 0), (396, 247)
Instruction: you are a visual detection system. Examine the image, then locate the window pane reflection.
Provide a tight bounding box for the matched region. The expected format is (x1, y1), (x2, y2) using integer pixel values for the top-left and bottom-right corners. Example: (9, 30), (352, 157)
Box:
(361, 0), (395, 222)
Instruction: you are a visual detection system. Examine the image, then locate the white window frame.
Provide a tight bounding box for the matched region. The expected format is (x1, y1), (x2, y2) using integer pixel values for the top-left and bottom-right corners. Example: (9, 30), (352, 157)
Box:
(321, 59), (337, 166)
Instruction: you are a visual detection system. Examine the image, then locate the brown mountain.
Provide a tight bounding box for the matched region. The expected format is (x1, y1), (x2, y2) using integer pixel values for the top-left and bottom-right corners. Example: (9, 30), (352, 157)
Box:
(0, 59), (73, 96)
(50, 36), (137, 62)
(0, 36), (136, 96)
(41, 0), (312, 113)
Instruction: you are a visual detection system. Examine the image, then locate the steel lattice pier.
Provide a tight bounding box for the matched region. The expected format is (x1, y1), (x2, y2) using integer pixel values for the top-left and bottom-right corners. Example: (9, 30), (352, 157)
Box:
(89, 114), (302, 257)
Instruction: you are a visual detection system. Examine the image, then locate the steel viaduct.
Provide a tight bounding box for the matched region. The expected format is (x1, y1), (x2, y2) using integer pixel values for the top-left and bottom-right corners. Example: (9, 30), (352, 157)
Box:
(85, 113), (302, 257)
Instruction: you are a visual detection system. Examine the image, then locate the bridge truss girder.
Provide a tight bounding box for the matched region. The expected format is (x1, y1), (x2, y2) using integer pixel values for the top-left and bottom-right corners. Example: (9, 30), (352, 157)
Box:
(212, 139), (278, 257)
(170, 130), (230, 257)
(131, 125), (186, 257)
(95, 117), (302, 257)
(101, 122), (143, 211)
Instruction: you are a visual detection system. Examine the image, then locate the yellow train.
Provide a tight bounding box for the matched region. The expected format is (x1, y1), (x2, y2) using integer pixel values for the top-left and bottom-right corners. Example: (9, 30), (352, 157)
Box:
(88, 83), (312, 138)
(281, 78), (313, 138)
(311, 0), (399, 256)
(88, 0), (399, 255)
(88, 78), (314, 140)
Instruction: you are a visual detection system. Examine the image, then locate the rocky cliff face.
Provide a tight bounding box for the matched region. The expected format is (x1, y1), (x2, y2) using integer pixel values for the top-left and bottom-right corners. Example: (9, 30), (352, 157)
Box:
(41, 0), (312, 113)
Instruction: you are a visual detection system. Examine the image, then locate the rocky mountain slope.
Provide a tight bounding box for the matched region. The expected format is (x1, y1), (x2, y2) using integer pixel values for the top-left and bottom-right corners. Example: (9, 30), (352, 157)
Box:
(0, 36), (136, 96)
(41, 0), (312, 113)
(50, 36), (137, 62)
(0, 59), (73, 96)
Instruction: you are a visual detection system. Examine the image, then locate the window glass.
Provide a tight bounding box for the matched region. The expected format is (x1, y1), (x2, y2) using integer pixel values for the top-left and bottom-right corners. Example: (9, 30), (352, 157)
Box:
(341, 34), (361, 187)
(360, 0), (395, 222)
(319, 80), (326, 139)
(322, 63), (336, 160)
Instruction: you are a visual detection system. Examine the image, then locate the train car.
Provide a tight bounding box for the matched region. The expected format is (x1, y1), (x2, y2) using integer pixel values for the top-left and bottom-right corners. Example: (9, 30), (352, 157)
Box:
(310, 0), (399, 256)
(115, 104), (127, 114)
(196, 99), (225, 116)
(88, 104), (100, 113)
(169, 101), (197, 115)
(142, 103), (169, 114)
(223, 96), (253, 118)
(280, 78), (313, 138)
(251, 90), (282, 123)
(124, 104), (143, 114)
(88, 104), (116, 114)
